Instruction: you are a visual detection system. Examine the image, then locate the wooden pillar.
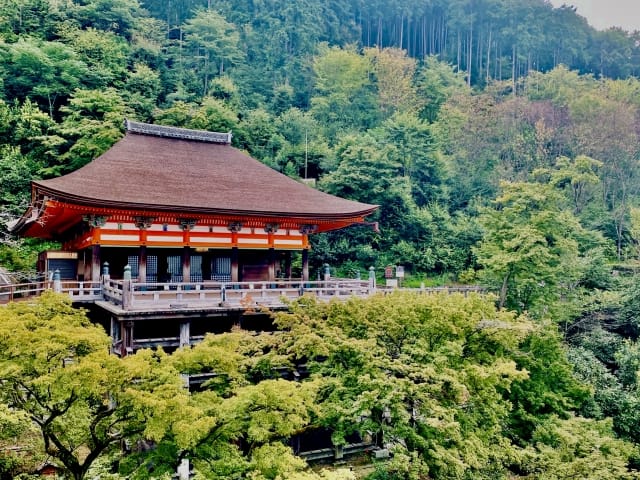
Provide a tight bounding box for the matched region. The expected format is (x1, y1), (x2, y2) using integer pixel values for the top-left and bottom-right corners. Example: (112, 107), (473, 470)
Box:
(302, 249), (309, 282)
(110, 316), (120, 354)
(182, 246), (191, 283)
(285, 251), (292, 279)
(159, 254), (169, 283)
(179, 218), (197, 283)
(202, 252), (212, 281)
(179, 321), (191, 348)
(268, 248), (276, 281)
(231, 247), (239, 282)
(83, 249), (91, 281)
(138, 245), (147, 283)
(121, 321), (134, 357)
(91, 244), (101, 283)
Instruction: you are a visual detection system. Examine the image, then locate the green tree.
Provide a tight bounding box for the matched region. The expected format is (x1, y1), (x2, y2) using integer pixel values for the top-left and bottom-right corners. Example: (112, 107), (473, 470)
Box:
(310, 46), (378, 138)
(125, 332), (339, 480)
(47, 88), (128, 175)
(414, 56), (467, 123)
(59, 27), (130, 89)
(519, 416), (638, 479)
(0, 145), (33, 215)
(541, 155), (602, 215)
(365, 47), (422, 118)
(274, 292), (535, 478)
(0, 38), (89, 116)
(0, 0), (58, 39)
(0, 293), (190, 480)
(123, 63), (162, 120)
(376, 112), (448, 206)
(474, 181), (587, 313)
(66, 0), (143, 41)
(182, 8), (243, 98)
(0, 404), (41, 479)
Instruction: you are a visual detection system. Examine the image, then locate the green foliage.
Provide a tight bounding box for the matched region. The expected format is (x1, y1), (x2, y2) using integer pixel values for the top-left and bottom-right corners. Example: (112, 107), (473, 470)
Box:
(310, 45), (379, 137)
(519, 416), (639, 479)
(0, 38), (90, 115)
(0, 404), (42, 480)
(474, 180), (601, 314)
(414, 56), (468, 123)
(0, 146), (32, 214)
(58, 27), (130, 89)
(47, 88), (128, 175)
(3, 290), (639, 478)
(508, 326), (591, 442)
(123, 63), (162, 120)
(0, 293), (189, 480)
(182, 8), (243, 97)
(275, 292), (536, 477)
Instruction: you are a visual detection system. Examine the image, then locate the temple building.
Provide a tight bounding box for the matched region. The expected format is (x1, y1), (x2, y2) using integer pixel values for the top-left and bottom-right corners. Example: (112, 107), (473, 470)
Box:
(10, 120), (378, 285)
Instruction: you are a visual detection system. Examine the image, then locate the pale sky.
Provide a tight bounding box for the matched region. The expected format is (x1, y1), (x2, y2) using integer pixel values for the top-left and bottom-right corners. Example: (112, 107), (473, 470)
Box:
(549, 0), (640, 32)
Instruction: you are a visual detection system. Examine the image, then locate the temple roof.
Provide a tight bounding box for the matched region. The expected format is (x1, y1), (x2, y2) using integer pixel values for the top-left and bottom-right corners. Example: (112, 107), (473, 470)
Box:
(27, 121), (377, 220)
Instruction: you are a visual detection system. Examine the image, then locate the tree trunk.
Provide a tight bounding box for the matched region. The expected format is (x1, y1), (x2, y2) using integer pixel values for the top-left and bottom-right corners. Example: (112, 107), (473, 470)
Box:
(486, 29), (492, 83)
(467, 20), (473, 87)
(512, 44), (517, 94)
(499, 272), (511, 309)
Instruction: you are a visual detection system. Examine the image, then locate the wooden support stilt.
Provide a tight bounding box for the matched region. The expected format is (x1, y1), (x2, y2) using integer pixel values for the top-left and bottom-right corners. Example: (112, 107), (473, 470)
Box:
(139, 245), (147, 283)
(302, 249), (309, 282)
(179, 321), (190, 348)
(231, 247), (239, 282)
(182, 246), (191, 283)
(91, 244), (101, 283)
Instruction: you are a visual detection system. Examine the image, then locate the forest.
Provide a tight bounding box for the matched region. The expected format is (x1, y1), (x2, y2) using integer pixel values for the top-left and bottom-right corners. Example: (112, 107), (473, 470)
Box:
(3, 0), (640, 478)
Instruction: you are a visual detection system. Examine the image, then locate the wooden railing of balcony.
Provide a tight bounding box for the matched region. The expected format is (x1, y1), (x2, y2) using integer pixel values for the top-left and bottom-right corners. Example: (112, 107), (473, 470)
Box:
(0, 277), (485, 310)
(102, 278), (373, 311)
(0, 280), (103, 304)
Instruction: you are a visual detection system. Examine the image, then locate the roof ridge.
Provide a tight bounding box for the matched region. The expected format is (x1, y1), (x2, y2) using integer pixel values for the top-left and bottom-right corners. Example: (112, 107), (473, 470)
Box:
(124, 119), (232, 144)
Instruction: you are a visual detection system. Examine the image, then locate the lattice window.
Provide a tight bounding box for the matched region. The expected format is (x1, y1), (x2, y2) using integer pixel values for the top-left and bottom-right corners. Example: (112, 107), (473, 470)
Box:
(127, 256), (138, 277)
(212, 256), (231, 282)
(190, 255), (202, 282)
(167, 255), (182, 282)
(147, 256), (158, 283)
(127, 255), (158, 282)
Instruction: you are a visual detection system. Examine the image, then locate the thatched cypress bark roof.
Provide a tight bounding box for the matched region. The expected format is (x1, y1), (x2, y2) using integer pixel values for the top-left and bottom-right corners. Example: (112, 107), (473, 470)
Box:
(32, 120), (377, 220)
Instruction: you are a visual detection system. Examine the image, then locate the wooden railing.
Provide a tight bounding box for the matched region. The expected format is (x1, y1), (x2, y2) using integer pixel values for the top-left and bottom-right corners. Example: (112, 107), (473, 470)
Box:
(0, 280), (102, 304)
(0, 281), (47, 303)
(102, 279), (373, 311)
(379, 285), (485, 296)
(1, 277), (486, 310)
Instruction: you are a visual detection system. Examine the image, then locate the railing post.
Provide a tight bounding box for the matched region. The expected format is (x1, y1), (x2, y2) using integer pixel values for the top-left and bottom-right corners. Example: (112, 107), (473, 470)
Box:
(100, 262), (110, 297)
(122, 265), (132, 310)
(323, 263), (330, 281)
(53, 269), (62, 293)
(368, 266), (376, 292)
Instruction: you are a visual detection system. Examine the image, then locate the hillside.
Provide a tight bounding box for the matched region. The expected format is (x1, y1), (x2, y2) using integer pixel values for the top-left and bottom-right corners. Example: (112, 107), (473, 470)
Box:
(3, 0), (640, 478)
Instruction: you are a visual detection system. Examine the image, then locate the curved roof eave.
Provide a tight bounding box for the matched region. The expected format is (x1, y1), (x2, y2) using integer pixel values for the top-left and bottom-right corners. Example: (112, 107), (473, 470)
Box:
(31, 183), (378, 221)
